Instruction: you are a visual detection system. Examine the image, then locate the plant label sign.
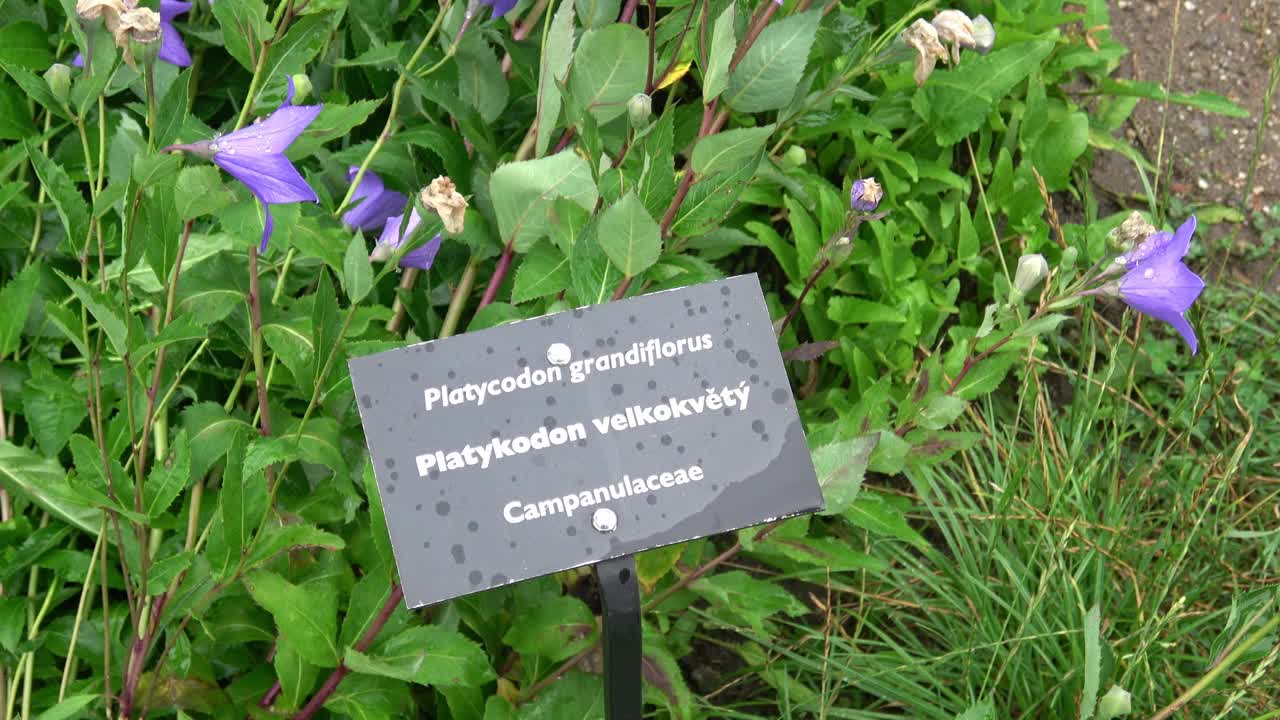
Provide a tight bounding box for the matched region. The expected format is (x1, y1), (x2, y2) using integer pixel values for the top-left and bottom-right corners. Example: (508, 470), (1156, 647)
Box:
(349, 274), (823, 608)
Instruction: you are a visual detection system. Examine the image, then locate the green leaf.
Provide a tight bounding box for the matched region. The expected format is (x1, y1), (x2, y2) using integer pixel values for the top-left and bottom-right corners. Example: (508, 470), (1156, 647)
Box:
(671, 157), (758, 238)
(703, 2), (737, 102)
(827, 297), (906, 324)
(919, 41), (1056, 145)
(691, 124), (775, 177)
(212, 0), (273, 72)
(1015, 313), (1070, 338)
(145, 430), (191, 520)
(245, 523), (346, 570)
(596, 192), (661, 278)
(502, 596), (597, 662)
(311, 267), (342, 391)
(1081, 605), (1102, 720)
(811, 434), (877, 514)
(512, 241), (572, 303)
(263, 14), (330, 85)
(22, 363), (86, 457)
(691, 570), (807, 634)
(1097, 78), (1250, 118)
(27, 143), (90, 252)
(918, 395), (967, 430)
(1, 62), (69, 120)
(292, 100), (383, 157)
(154, 69), (191, 148)
(490, 150), (598, 251)
(0, 83), (36, 140)
(32, 694), (97, 720)
(575, 0), (619, 28)
(536, 0), (576, 158)
(275, 639), (321, 711)
(334, 42), (405, 68)
(145, 551), (194, 595)
(1031, 110), (1089, 188)
(344, 626), (494, 688)
(0, 264), (40, 358)
(516, 672), (603, 719)
(725, 10), (820, 113)
(55, 270), (133, 358)
(176, 166), (235, 221)
(246, 570), (340, 667)
(568, 23), (648, 123)
(361, 461), (394, 572)
(343, 234), (375, 303)
(340, 567), (396, 648)
(324, 674), (412, 719)
(0, 21), (52, 70)
(216, 428), (263, 578)
(956, 700), (995, 720)
(457, 37), (509, 124)
(0, 441), (98, 534)
(845, 494), (926, 547)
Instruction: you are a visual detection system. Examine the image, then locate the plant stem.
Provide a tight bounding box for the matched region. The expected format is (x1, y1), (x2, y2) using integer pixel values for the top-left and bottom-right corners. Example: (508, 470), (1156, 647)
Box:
(385, 268), (420, 333)
(248, 246), (273, 438)
(776, 259), (829, 337)
(440, 258), (479, 339)
(293, 585), (404, 720)
(59, 525), (105, 700)
(1149, 614), (1280, 720)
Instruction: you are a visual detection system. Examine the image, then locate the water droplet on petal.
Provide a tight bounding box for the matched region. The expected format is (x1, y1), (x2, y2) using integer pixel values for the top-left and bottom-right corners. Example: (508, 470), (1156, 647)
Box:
(1143, 268), (1155, 279)
(1115, 256), (1127, 265)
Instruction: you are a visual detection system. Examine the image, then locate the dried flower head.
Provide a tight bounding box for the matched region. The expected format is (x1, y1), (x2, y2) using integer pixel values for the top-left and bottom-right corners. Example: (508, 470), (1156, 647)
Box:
(1109, 211), (1157, 253)
(902, 19), (948, 87)
(419, 176), (468, 235)
(116, 7), (161, 67)
(931, 10), (976, 64)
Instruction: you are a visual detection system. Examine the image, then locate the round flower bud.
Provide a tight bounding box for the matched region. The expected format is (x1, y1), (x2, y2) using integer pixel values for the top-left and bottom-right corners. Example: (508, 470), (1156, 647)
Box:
(1012, 253), (1049, 297)
(626, 93), (652, 129)
(44, 63), (72, 104)
(971, 15), (995, 55)
(1097, 685), (1132, 720)
(1060, 246), (1078, 268)
(290, 74), (313, 103)
(850, 177), (883, 212)
(782, 145), (806, 167)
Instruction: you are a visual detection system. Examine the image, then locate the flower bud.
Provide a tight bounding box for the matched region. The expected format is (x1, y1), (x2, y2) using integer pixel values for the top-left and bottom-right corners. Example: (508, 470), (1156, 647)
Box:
(289, 74), (313, 103)
(44, 63), (72, 104)
(850, 177), (883, 212)
(1060, 246), (1078, 268)
(1109, 211), (1155, 253)
(971, 15), (995, 54)
(626, 93), (652, 129)
(1097, 685), (1132, 720)
(782, 145), (806, 167)
(1012, 253), (1049, 297)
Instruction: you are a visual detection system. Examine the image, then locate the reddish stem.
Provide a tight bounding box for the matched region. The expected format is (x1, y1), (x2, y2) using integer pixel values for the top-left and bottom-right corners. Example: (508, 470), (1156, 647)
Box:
(775, 259), (829, 337)
(478, 240), (516, 310)
(293, 584), (404, 720)
(619, 0), (639, 22)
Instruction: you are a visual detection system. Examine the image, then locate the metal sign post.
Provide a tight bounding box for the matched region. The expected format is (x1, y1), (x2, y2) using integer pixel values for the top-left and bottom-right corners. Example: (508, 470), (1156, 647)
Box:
(594, 554), (642, 720)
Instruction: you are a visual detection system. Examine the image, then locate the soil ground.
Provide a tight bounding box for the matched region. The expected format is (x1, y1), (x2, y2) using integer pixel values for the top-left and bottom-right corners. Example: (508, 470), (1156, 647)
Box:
(1098, 0), (1280, 289)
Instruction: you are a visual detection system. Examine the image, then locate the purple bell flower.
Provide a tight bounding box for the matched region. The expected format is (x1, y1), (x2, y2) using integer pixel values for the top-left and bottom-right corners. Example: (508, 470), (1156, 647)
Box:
(472, 0), (518, 19)
(1117, 216), (1205, 354)
(185, 77), (321, 252)
(342, 168), (409, 232)
(72, 0), (191, 67)
(850, 177), (883, 212)
(371, 208), (443, 271)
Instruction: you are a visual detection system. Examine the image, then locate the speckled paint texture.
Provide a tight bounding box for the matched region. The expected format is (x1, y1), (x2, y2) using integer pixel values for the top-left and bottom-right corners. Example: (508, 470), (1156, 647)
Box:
(349, 274), (823, 608)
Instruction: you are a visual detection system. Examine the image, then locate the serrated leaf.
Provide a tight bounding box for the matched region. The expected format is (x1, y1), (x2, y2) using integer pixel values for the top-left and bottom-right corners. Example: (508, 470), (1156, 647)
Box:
(246, 570), (340, 667)
(844, 494), (926, 547)
(725, 10), (820, 112)
(501, 596), (597, 662)
(212, 0), (272, 72)
(0, 441), (97, 534)
(145, 430), (191, 520)
(176, 166), (235, 220)
(517, 672), (603, 719)
(457, 36), (508, 124)
(671, 157), (758, 238)
(490, 150), (598, 252)
(919, 41), (1055, 145)
(0, 264), (40, 358)
(703, 2), (736, 102)
(568, 24), (648, 123)
(691, 570), (807, 634)
(691, 124), (774, 177)
(245, 523), (346, 570)
(512, 241), (571, 303)
(274, 639), (320, 712)
(54, 270), (131, 357)
(536, 0), (576, 157)
(596, 192), (661, 277)
(216, 428), (262, 578)
(344, 626), (494, 688)
(811, 434), (876, 514)
(28, 143), (89, 251)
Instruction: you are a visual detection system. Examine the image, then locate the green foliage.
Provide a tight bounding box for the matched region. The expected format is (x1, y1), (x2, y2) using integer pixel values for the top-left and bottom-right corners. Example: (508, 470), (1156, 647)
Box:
(0, 0), (1270, 717)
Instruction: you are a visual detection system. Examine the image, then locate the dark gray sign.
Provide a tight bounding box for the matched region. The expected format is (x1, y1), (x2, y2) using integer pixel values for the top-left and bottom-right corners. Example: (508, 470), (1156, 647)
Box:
(349, 274), (823, 608)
